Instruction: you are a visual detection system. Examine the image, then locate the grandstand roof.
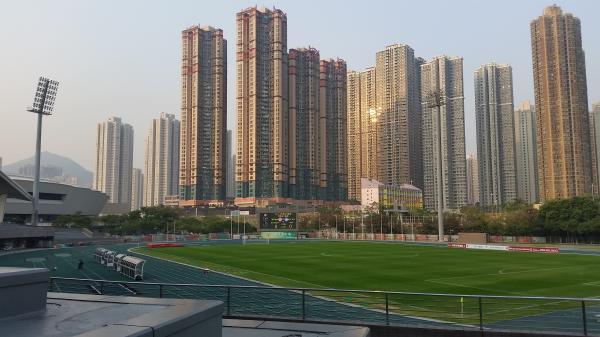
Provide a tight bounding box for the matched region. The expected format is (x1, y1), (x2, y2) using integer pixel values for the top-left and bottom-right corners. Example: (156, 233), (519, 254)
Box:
(0, 170), (32, 201)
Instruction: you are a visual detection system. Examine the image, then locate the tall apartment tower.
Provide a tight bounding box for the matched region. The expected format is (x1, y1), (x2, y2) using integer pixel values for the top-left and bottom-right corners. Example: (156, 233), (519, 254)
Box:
(591, 102), (600, 195)
(180, 25), (227, 205)
(421, 56), (467, 210)
(144, 113), (180, 206)
(375, 44), (421, 188)
(360, 68), (378, 186)
(531, 5), (592, 201)
(347, 68), (378, 201)
(93, 116), (134, 212)
(413, 57), (425, 188)
(319, 59), (348, 201)
(347, 71), (361, 201)
(131, 168), (143, 211)
(474, 63), (517, 206)
(235, 7), (289, 206)
(514, 101), (539, 204)
(226, 130), (234, 199)
(288, 48), (320, 200)
(466, 154), (480, 205)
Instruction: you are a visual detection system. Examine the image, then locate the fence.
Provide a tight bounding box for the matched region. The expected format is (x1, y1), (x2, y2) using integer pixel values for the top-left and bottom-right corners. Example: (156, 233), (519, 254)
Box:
(119, 232), (551, 245)
(48, 277), (599, 336)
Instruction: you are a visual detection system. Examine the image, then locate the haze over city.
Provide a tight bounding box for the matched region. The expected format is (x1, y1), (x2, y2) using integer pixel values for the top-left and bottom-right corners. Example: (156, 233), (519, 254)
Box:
(1, 0), (599, 170)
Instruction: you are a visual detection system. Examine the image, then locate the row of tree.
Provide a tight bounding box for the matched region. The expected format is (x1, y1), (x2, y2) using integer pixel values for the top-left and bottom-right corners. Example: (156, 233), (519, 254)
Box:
(299, 197), (600, 243)
(53, 206), (255, 236)
(54, 196), (600, 242)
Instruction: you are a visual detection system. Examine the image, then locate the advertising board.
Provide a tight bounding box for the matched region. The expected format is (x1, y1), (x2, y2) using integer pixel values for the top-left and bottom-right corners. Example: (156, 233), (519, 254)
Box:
(260, 231), (297, 240)
(259, 212), (297, 231)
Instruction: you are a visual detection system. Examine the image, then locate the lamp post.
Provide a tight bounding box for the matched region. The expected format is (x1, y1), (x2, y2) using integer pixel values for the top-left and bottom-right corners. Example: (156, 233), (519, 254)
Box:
(335, 215), (338, 239)
(229, 210), (233, 239)
(27, 77), (59, 226)
(426, 90), (445, 242)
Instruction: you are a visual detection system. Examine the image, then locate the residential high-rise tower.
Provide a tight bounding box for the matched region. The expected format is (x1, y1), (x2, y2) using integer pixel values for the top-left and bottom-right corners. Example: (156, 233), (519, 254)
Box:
(235, 7), (289, 206)
(93, 116), (134, 213)
(591, 102), (600, 195)
(226, 130), (234, 199)
(319, 59), (348, 201)
(180, 25), (227, 205)
(347, 68), (378, 202)
(421, 56), (467, 210)
(514, 101), (539, 204)
(131, 168), (143, 211)
(288, 48), (321, 201)
(531, 5), (592, 201)
(474, 63), (517, 206)
(144, 112), (180, 206)
(466, 154), (480, 205)
(375, 44), (421, 188)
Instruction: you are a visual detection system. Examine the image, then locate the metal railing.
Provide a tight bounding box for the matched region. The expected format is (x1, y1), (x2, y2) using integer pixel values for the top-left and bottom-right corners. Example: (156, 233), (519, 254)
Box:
(49, 277), (600, 336)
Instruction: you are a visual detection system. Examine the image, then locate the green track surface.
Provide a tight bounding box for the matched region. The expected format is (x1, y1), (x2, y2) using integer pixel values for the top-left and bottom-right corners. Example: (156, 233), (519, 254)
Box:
(134, 241), (600, 298)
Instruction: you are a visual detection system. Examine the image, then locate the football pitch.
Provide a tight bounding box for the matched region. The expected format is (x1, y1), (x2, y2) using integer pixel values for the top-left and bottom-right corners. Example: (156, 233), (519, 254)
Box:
(134, 240), (600, 327)
(135, 240), (600, 298)
(2, 240), (599, 331)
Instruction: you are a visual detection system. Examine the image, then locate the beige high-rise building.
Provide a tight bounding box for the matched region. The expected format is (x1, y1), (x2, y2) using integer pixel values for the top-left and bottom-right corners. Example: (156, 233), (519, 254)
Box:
(347, 68), (378, 202)
(466, 154), (479, 205)
(180, 25), (227, 206)
(360, 68), (378, 185)
(235, 7), (289, 207)
(319, 58), (347, 201)
(375, 44), (421, 188)
(531, 5), (591, 201)
(226, 130), (234, 199)
(288, 48), (320, 200)
(421, 56), (467, 211)
(474, 63), (517, 206)
(93, 116), (134, 213)
(347, 71), (361, 201)
(514, 101), (539, 204)
(144, 113), (180, 207)
(131, 168), (143, 211)
(590, 102), (600, 195)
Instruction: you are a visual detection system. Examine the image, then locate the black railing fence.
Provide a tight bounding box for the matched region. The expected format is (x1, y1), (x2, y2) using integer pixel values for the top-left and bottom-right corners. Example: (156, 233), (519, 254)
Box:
(48, 277), (600, 336)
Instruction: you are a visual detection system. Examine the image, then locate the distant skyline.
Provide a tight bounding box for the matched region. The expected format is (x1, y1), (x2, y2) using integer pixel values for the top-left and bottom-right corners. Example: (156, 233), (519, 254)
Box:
(1, 0), (599, 170)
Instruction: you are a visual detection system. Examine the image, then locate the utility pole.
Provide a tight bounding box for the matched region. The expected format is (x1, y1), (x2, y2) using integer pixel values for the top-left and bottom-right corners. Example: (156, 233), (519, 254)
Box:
(426, 90), (445, 242)
(27, 77), (59, 226)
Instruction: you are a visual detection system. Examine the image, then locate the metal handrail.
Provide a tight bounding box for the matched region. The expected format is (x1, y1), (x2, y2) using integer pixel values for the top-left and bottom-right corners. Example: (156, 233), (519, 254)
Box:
(48, 276), (593, 336)
(48, 276), (600, 302)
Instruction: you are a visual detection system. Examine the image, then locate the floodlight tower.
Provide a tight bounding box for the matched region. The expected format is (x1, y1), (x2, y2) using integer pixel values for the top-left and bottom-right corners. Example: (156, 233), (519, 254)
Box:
(27, 77), (59, 226)
(425, 90), (445, 242)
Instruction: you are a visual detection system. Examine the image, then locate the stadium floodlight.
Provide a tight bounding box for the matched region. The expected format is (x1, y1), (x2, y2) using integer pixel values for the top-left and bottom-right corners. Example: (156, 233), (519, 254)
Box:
(425, 89), (445, 242)
(27, 76), (60, 226)
(29, 77), (59, 115)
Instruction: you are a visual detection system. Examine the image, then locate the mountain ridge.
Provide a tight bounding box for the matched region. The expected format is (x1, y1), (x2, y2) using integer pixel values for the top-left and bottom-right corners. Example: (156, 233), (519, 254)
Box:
(2, 151), (93, 188)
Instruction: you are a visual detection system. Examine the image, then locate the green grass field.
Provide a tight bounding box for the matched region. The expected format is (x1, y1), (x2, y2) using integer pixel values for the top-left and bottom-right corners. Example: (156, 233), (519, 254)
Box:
(132, 241), (600, 324)
(135, 241), (600, 298)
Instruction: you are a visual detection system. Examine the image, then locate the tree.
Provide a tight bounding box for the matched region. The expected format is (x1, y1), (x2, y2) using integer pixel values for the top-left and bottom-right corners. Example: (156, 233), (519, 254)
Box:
(53, 212), (92, 228)
(538, 196), (600, 242)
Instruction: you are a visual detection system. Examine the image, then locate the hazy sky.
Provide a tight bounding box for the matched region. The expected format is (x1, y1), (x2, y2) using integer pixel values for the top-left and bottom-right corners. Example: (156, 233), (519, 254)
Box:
(1, 0), (599, 171)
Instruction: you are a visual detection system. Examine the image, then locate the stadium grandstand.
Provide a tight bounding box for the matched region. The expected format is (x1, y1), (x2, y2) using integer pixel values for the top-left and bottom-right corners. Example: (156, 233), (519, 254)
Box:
(0, 170), (55, 249)
(3, 175), (107, 224)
